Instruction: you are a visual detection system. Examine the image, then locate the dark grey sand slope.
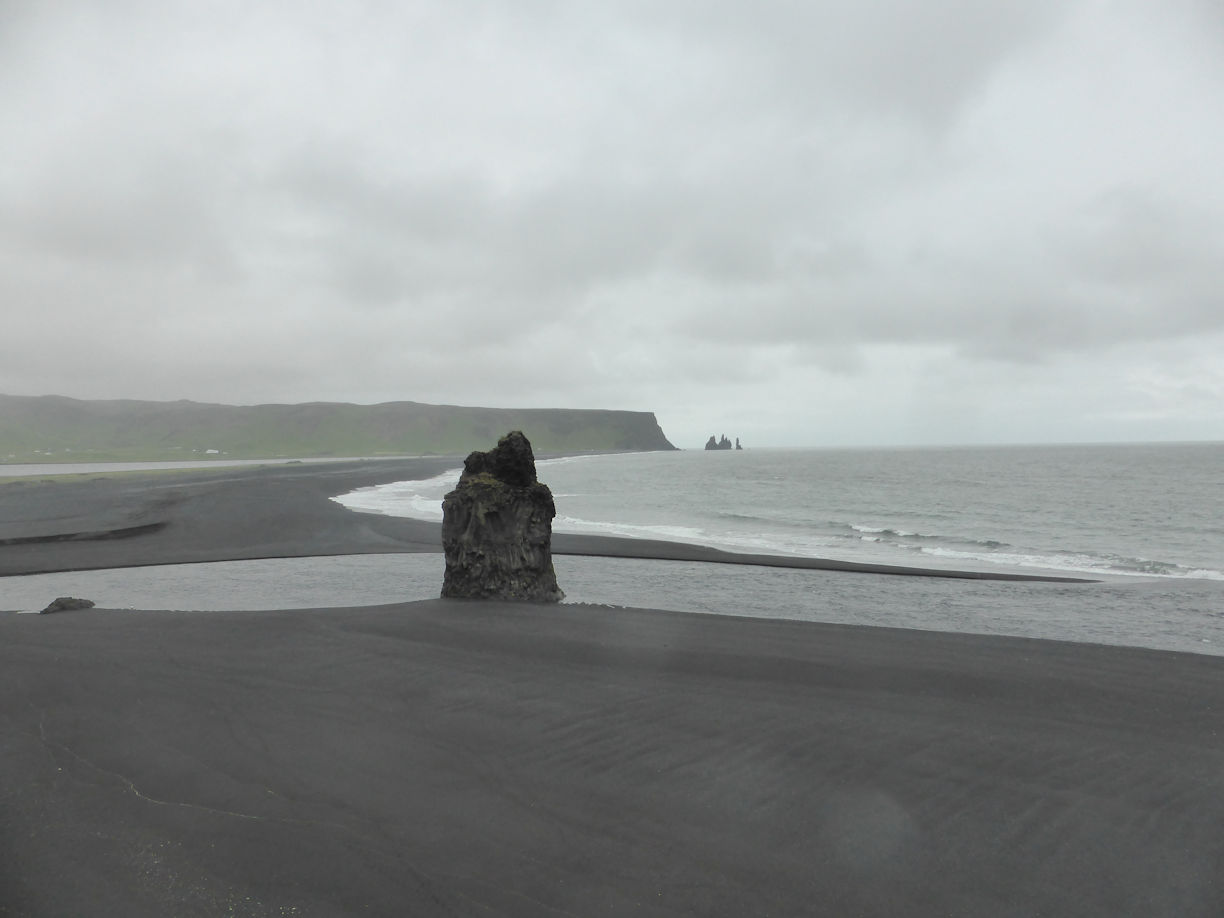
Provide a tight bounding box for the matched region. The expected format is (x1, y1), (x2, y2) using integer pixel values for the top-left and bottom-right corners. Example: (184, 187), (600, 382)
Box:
(3, 602), (1222, 917)
(0, 459), (455, 575)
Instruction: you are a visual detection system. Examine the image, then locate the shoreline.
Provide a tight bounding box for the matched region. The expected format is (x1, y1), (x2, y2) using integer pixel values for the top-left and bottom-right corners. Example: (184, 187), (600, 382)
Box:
(0, 456), (1092, 582)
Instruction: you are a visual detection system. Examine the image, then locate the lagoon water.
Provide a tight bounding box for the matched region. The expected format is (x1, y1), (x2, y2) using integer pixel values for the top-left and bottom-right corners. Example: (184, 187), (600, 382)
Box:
(4, 551), (1222, 657)
(4, 443), (1222, 656)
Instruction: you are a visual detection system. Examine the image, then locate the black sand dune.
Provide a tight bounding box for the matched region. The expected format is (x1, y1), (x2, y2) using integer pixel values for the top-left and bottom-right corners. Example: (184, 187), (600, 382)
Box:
(2, 458), (1220, 916)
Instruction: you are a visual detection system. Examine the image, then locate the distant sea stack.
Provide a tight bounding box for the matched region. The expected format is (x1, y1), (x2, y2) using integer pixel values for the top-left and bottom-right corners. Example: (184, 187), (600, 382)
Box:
(704, 434), (742, 451)
(0, 393), (677, 462)
(440, 431), (564, 603)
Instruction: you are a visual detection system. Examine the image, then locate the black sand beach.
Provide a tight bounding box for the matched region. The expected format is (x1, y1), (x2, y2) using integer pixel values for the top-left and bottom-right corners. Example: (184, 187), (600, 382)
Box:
(2, 459), (1222, 916)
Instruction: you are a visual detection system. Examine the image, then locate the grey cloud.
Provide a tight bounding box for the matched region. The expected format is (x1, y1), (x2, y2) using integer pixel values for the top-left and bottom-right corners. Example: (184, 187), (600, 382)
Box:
(1054, 188), (1224, 287)
(629, 0), (1069, 126)
(0, 0), (1221, 445)
(4, 150), (232, 274)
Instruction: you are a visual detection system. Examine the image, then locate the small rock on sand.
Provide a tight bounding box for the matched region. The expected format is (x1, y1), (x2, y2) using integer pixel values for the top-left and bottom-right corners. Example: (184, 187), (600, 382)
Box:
(39, 596), (96, 615)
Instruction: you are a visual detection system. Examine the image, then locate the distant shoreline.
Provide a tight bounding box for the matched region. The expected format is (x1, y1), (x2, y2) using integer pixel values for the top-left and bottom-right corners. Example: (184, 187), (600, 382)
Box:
(0, 455), (426, 478)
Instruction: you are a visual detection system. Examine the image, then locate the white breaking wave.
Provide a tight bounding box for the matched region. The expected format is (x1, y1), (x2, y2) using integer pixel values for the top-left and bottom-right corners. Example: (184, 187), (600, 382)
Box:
(333, 454), (602, 520)
(333, 468), (461, 521)
(554, 515), (711, 544)
(915, 545), (1224, 581)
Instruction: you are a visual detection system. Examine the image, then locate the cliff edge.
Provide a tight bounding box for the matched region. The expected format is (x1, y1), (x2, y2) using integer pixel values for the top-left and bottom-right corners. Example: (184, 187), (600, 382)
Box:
(0, 394), (677, 461)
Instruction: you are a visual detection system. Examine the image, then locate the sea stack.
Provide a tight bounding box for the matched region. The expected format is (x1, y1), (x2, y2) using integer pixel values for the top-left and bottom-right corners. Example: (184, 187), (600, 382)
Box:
(440, 431), (564, 602)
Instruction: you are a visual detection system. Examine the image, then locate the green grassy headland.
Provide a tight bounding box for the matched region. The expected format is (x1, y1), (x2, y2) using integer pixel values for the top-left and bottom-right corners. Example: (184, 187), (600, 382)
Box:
(0, 394), (676, 463)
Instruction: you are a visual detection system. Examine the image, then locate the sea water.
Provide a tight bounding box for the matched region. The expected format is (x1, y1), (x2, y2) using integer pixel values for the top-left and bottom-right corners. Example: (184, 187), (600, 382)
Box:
(340, 443), (1224, 581)
(4, 443), (1222, 656)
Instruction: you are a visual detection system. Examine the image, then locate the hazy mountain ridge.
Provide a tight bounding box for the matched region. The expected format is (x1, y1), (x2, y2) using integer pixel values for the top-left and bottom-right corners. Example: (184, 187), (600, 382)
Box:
(0, 394), (676, 462)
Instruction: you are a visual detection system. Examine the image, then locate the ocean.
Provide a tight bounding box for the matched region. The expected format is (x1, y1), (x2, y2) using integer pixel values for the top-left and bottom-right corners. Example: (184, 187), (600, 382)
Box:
(342, 443), (1224, 581)
(4, 443), (1222, 656)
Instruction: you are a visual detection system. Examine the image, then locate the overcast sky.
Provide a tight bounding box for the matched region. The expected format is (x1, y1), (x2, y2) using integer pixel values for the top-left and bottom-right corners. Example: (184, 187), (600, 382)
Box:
(2, 1), (1222, 447)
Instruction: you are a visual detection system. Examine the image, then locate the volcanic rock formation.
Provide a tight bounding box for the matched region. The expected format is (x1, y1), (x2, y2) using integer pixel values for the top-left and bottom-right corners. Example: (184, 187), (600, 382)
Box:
(441, 431), (564, 602)
(39, 597), (95, 614)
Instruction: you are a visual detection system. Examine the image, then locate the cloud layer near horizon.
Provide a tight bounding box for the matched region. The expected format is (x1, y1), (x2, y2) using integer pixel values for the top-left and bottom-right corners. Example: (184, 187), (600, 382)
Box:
(2, 0), (1222, 446)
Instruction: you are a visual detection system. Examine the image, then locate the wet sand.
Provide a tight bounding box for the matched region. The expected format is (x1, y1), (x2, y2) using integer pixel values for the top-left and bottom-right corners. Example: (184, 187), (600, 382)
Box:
(2, 458), (1220, 916)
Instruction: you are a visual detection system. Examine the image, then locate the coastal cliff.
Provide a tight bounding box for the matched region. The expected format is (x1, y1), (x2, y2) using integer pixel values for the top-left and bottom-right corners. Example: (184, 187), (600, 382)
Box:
(0, 394), (677, 461)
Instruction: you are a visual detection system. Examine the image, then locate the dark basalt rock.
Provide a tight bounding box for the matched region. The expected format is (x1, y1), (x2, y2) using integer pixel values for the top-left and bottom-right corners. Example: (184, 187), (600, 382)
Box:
(39, 596), (95, 615)
(441, 431), (564, 602)
(705, 434), (734, 450)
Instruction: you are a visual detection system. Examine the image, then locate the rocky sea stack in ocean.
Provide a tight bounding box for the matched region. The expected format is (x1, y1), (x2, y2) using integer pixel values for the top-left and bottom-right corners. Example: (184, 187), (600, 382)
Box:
(441, 431), (564, 602)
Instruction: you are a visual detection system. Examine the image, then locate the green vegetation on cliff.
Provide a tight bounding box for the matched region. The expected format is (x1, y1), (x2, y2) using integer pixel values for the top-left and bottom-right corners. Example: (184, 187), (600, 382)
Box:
(0, 395), (676, 462)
